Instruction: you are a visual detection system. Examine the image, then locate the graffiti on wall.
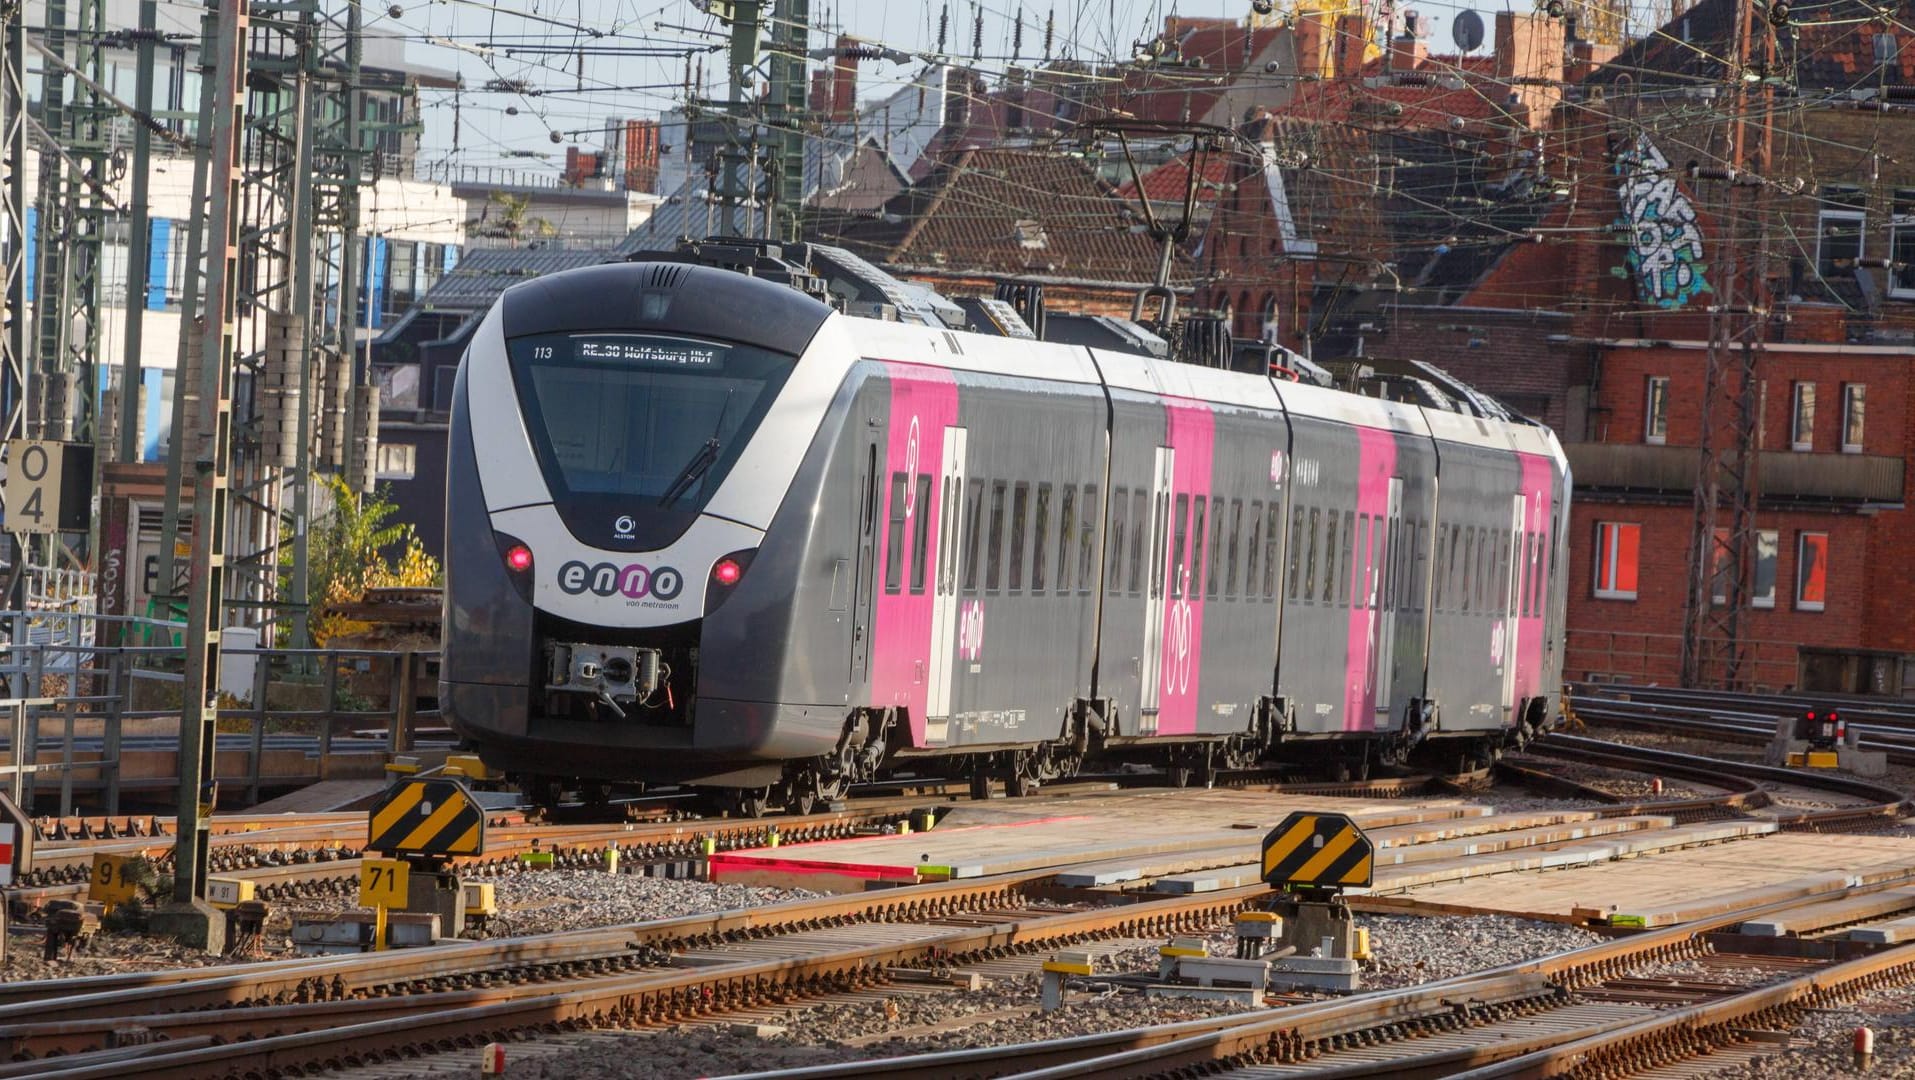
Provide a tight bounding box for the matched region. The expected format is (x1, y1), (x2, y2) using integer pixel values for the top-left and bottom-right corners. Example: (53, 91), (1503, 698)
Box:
(1615, 134), (1710, 307)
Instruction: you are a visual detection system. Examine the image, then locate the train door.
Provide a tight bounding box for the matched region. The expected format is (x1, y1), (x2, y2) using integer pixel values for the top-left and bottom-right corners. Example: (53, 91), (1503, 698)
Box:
(926, 427), (968, 721)
(1372, 476), (1403, 724)
(849, 439), (880, 685)
(1138, 446), (1174, 730)
(1502, 493), (1524, 716)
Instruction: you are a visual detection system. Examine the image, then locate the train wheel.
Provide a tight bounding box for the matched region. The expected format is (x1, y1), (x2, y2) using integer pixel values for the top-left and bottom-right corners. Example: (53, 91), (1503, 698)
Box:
(729, 787), (771, 819)
(785, 788), (817, 817)
(969, 763), (993, 801)
(1167, 763), (1193, 789)
(1005, 752), (1038, 798)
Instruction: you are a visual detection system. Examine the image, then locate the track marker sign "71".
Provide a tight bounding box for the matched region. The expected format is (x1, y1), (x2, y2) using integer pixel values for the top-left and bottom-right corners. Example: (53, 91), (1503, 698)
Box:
(1261, 811), (1374, 891)
(366, 778), (486, 859)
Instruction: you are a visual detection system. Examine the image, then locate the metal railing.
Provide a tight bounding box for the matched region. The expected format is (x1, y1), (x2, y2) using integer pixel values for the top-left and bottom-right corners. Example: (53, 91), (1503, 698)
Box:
(1566, 628), (1802, 693)
(0, 626), (442, 816)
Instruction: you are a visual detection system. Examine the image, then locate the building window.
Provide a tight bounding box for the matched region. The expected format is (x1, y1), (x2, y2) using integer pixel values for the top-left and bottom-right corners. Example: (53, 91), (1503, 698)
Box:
(1593, 521), (1639, 600)
(1796, 531), (1828, 611)
(387, 241), (419, 316)
(374, 442), (416, 481)
(1842, 384), (1865, 453)
(1816, 186), (1865, 285)
(1752, 529), (1778, 609)
(1892, 190), (1915, 299)
(1791, 382), (1815, 451)
(1644, 376), (1669, 444)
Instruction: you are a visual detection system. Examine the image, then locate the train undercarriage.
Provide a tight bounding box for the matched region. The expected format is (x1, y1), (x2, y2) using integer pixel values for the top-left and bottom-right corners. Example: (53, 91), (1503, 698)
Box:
(509, 694), (1560, 818)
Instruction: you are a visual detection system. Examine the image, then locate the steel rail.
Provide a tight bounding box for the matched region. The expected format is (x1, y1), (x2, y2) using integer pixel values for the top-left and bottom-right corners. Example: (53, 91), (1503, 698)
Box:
(1531, 733), (1911, 825)
(1447, 939), (1915, 1079)
(0, 870), (1057, 1019)
(716, 872), (1915, 1080)
(15, 885), (1266, 1077)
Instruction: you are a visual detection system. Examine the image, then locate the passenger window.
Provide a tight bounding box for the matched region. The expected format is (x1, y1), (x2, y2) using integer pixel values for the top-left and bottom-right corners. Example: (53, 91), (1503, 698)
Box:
(1354, 514), (1369, 607)
(1078, 487), (1098, 593)
(938, 477), (955, 593)
(1225, 499), (1243, 599)
(1460, 526), (1474, 612)
(1287, 507), (1305, 600)
(1263, 504), (1281, 599)
(1500, 532), (1514, 613)
(1304, 507), (1320, 602)
(1386, 517), (1400, 608)
(962, 479), (983, 593)
(986, 480), (1006, 592)
(884, 471), (907, 593)
(1339, 510), (1355, 607)
(1010, 482), (1029, 592)
(1246, 500), (1263, 600)
(1056, 485), (1075, 596)
(1131, 490), (1149, 595)
(1149, 493), (1168, 598)
(1207, 499), (1225, 599)
(1369, 518), (1385, 609)
(1108, 487), (1129, 596)
(1171, 494), (1190, 598)
(1414, 522), (1429, 613)
(1322, 508), (1339, 602)
(1189, 496), (1207, 600)
(910, 473), (932, 594)
(1031, 483), (1051, 593)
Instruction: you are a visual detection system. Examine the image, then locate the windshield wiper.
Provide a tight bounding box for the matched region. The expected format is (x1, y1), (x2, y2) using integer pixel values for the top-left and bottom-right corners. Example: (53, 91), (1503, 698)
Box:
(658, 390), (734, 507)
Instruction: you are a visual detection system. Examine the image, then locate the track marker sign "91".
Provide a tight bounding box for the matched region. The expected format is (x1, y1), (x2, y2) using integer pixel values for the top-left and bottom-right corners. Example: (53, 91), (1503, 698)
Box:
(366, 778), (486, 859)
(1261, 811), (1374, 891)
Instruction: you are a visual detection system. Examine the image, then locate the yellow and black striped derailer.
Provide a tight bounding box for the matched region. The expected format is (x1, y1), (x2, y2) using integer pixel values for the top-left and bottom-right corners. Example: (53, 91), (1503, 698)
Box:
(367, 778), (487, 860)
(1261, 811), (1374, 893)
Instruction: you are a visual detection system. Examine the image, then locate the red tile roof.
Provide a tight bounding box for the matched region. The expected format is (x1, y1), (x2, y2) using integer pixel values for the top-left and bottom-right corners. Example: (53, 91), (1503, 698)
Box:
(1114, 153), (1232, 202)
(819, 148), (1173, 283)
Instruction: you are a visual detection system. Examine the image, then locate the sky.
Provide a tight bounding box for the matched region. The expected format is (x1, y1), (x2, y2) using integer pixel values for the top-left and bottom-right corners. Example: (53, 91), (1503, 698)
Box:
(392, 0), (1297, 174)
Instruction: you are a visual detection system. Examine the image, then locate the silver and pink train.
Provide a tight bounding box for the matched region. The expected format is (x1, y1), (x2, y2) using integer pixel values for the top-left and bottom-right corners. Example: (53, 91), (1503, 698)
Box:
(442, 247), (1571, 814)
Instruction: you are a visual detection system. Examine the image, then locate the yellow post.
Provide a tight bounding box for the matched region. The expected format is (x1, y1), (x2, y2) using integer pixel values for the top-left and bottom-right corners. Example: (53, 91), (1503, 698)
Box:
(768, 828), (780, 849)
(373, 903), (388, 952)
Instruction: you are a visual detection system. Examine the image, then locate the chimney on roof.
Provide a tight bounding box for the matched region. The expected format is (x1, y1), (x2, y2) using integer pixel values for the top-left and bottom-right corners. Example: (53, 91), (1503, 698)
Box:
(1293, 11), (1333, 80)
(1389, 34), (1428, 72)
(1333, 13), (1368, 80)
(1565, 38), (1619, 82)
(831, 35), (861, 123)
(1493, 11), (1565, 83)
(809, 69), (831, 115)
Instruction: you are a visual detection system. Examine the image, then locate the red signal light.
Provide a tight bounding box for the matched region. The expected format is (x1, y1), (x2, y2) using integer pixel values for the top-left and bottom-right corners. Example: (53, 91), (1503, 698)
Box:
(713, 558), (742, 586)
(505, 545), (533, 572)
(1807, 711), (1818, 722)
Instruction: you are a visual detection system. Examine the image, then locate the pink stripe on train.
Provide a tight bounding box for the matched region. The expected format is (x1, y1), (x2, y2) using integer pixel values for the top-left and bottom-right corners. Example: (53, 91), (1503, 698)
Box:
(1342, 427), (1398, 732)
(1154, 399), (1215, 736)
(869, 361), (958, 746)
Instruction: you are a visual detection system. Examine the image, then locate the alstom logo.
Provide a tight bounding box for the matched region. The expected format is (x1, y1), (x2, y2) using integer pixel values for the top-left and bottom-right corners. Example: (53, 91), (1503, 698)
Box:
(557, 560), (685, 600)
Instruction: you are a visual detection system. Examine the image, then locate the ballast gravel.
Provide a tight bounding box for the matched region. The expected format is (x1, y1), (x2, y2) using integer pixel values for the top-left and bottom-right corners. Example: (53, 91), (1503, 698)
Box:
(2, 871), (817, 981)
(1705, 983), (1915, 1077)
(465, 870), (818, 937)
(1356, 913), (1607, 989)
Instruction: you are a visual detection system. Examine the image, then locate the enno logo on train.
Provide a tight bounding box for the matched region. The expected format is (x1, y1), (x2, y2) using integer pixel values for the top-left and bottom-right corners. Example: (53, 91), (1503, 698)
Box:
(557, 560), (685, 601)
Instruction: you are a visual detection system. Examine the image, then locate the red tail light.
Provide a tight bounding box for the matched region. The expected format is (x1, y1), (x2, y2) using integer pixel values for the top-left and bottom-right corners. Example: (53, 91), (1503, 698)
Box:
(505, 544), (533, 572)
(713, 558), (742, 585)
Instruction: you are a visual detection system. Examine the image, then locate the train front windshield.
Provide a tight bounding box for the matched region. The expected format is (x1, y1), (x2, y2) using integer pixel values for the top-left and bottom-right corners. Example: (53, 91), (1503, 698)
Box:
(506, 332), (793, 530)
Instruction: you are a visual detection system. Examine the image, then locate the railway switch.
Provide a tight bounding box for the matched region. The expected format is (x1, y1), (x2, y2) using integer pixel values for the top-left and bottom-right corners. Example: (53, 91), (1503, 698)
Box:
(1040, 949), (1099, 1012)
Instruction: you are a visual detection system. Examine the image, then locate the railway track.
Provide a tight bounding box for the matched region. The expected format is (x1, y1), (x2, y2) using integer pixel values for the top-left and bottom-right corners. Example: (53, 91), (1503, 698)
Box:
(1528, 732), (1910, 828)
(726, 880), (1915, 1080)
(0, 871), (1261, 1077)
(1568, 683), (1915, 764)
